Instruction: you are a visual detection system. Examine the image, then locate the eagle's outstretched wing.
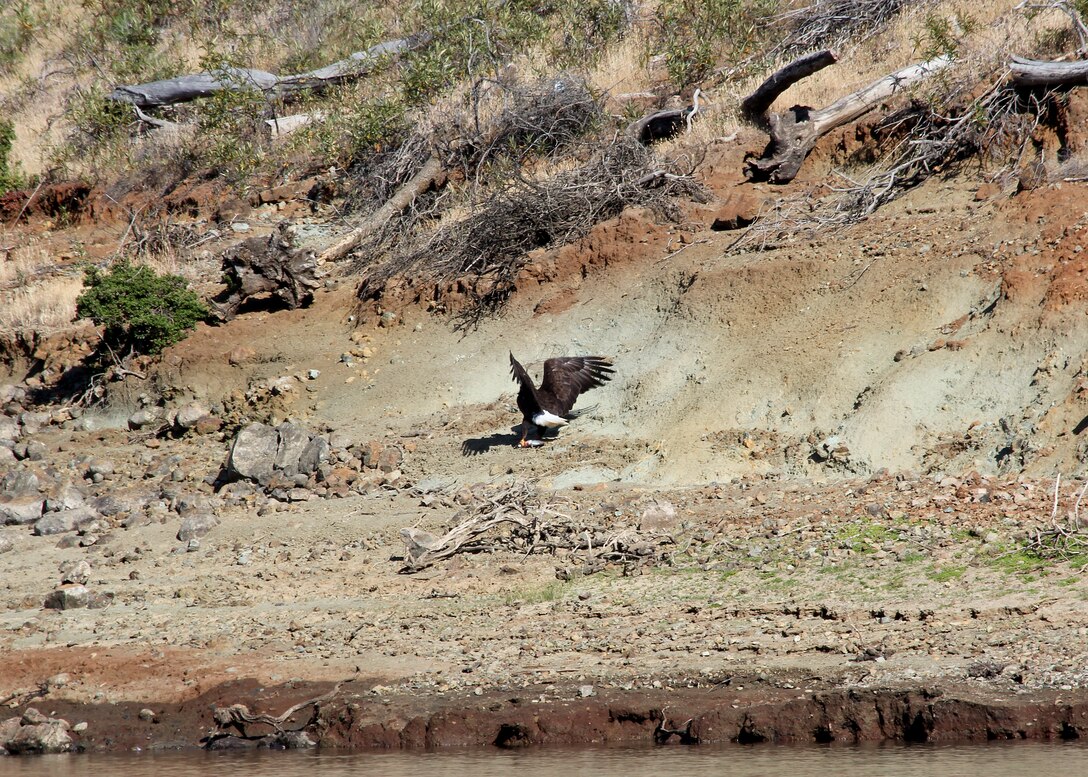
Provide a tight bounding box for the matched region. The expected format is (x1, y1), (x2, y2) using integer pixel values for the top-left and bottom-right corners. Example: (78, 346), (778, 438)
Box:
(509, 353), (542, 414)
(540, 356), (614, 416)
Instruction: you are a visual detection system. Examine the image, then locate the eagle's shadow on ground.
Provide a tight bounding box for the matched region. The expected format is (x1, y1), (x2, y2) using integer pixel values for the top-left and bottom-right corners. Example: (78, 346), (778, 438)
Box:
(461, 428), (520, 456)
(461, 425), (558, 455)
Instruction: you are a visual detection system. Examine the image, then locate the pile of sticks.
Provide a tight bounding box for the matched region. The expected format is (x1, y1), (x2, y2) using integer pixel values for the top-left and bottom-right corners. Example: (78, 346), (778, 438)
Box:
(399, 481), (676, 573)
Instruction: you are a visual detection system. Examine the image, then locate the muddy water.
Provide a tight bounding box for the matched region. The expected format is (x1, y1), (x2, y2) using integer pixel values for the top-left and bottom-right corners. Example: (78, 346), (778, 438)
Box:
(6, 742), (1088, 777)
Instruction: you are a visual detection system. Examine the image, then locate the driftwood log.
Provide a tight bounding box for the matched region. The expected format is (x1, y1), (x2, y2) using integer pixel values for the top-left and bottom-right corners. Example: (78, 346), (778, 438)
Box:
(1010, 56), (1088, 86)
(319, 156), (443, 263)
(654, 713), (699, 745)
(108, 33), (432, 109)
(211, 224), (322, 321)
(740, 49), (838, 129)
(204, 682), (343, 748)
(745, 52), (952, 183)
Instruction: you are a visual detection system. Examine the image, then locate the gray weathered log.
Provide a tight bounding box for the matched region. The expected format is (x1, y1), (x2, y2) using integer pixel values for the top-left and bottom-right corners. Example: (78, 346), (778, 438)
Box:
(318, 156), (443, 263)
(108, 33), (431, 108)
(746, 54), (952, 184)
(740, 49), (838, 130)
(1010, 55), (1088, 87)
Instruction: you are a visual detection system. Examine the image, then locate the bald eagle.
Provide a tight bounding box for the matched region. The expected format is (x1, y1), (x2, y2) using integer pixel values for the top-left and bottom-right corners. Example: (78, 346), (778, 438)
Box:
(509, 353), (614, 447)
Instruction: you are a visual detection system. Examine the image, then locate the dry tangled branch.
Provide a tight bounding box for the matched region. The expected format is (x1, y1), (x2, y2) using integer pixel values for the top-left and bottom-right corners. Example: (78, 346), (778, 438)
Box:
(338, 74), (607, 274)
(1020, 477), (1088, 562)
(398, 480), (680, 574)
(734, 65), (1051, 250)
(438, 73), (605, 175)
(204, 682), (344, 748)
(358, 135), (707, 328)
(773, 0), (918, 59)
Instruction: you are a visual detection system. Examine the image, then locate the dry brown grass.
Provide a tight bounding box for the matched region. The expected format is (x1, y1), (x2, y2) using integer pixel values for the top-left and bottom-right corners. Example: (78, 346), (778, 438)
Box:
(0, 274), (81, 334)
(588, 35), (654, 99)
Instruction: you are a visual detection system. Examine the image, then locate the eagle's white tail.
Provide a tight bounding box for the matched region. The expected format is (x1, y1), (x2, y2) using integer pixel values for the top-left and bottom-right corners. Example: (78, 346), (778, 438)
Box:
(533, 411), (569, 428)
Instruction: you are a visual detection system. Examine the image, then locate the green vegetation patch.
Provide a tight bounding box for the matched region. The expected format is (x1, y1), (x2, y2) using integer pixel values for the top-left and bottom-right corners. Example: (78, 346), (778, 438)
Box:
(0, 119), (28, 196)
(75, 261), (208, 358)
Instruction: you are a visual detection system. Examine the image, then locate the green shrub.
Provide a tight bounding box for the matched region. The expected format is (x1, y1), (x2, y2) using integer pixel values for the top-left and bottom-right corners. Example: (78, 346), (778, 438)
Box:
(657, 0), (775, 86)
(0, 119), (27, 195)
(76, 261), (209, 357)
(0, 1), (42, 74)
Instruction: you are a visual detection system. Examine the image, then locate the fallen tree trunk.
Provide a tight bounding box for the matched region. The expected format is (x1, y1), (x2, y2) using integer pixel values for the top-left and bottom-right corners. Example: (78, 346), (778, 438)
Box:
(318, 156), (443, 263)
(740, 49), (838, 130)
(108, 33), (431, 108)
(745, 54), (952, 183)
(1010, 55), (1088, 86)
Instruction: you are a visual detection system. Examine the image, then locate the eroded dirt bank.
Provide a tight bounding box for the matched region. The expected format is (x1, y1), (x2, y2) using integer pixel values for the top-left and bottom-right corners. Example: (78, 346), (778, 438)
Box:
(9, 671), (1088, 752)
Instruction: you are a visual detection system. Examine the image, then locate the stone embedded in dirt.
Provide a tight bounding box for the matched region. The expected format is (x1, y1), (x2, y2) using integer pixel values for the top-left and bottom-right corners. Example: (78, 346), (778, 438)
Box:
(86, 458), (115, 479)
(177, 512), (221, 541)
(127, 408), (161, 430)
(2, 469), (40, 497)
(91, 495), (128, 517)
(0, 497), (44, 526)
(22, 439), (46, 461)
(299, 436), (331, 475)
(358, 440), (384, 468)
(60, 559), (92, 585)
(44, 584), (92, 610)
(173, 401), (211, 432)
(18, 411), (51, 436)
(376, 446), (403, 473)
(228, 346), (257, 365)
(227, 423), (281, 485)
(0, 417), (18, 442)
(33, 511), (78, 536)
(0, 446), (14, 466)
(639, 500), (678, 531)
(1, 708), (72, 755)
(274, 421), (311, 474)
(0, 534), (12, 553)
(45, 483), (86, 512)
(710, 191), (761, 231)
(328, 431), (353, 451)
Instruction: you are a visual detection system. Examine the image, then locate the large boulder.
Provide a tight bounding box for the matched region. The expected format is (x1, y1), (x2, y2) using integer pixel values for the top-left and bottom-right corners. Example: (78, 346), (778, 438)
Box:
(0, 417), (19, 442)
(33, 511), (78, 536)
(43, 585), (92, 610)
(0, 497), (43, 526)
(177, 513), (220, 541)
(274, 421), (311, 475)
(2, 709), (73, 754)
(299, 436), (330, 475)
(227, 423), (280, 485)
(1, 469), (39, 497)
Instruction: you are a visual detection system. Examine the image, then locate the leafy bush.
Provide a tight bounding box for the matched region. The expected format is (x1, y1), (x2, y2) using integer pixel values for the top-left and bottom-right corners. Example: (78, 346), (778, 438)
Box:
(0, 119), (27, 195)
(76, 261), (208, 357)
(657, 0), (775, 86)
(0, 1), (43, 74)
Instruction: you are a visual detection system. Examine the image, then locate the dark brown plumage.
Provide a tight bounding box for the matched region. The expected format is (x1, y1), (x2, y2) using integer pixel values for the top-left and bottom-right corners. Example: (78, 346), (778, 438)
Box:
(509, 353), (614, 447)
